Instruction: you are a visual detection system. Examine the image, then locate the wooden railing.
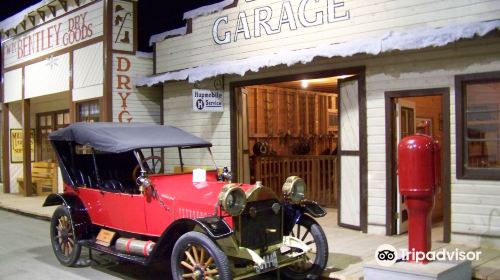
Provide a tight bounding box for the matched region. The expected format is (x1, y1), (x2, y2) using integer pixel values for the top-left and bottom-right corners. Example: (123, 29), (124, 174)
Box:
(254, 155), (337, 207)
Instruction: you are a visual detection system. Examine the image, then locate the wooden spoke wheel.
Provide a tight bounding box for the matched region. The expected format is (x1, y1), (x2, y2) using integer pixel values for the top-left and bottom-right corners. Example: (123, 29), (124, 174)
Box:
(171, 232), (232, 280)
(50, 205), (81, 266)
(281, 215), (328, 280)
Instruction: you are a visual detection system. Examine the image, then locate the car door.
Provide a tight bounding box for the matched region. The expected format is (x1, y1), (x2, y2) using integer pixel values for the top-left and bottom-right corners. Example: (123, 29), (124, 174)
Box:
(79, 188), (148, 235)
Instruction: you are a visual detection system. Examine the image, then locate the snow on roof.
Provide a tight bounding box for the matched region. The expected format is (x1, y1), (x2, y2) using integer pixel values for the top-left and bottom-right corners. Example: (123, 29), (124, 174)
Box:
(183, 0), (235, 20)
(136, 51), (153, 59)
(0, 0), (48, 32)
(137, 20), (500, 86)
(149, 0), (234, 46)
(149, 26), (187, 46)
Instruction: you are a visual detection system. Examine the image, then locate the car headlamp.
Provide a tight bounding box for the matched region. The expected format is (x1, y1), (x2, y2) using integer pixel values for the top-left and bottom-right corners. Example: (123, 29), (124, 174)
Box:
(282, 176), (306, 204)
(218, 184), (247, 216)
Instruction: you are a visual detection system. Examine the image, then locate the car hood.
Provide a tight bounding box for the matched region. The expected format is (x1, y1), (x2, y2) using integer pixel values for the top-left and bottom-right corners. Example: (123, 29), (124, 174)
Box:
(150, 175), (253, 219)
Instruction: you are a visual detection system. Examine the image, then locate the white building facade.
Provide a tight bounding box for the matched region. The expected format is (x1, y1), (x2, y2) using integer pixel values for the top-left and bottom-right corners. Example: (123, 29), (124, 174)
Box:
(1, 0), (161, 195)
(143, 0), (500, 247)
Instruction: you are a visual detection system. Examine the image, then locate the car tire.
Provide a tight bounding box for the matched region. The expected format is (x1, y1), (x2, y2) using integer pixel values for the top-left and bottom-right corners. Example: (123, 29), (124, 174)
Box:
(171, 231), (232, 280)
(50, 205), (82, 266)
(281, 215), (329, 280)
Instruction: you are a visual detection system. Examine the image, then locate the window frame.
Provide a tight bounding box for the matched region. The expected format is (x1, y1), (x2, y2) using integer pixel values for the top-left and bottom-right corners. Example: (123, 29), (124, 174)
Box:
(455, 71), (500, 180)
(77, 99), (100, 123)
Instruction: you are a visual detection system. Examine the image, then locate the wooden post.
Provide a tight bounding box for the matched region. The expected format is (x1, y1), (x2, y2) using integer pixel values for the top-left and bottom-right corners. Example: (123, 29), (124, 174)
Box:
(102, 0), (113, 122)
(2, 103), (10, 193)
(22, 99), (32, 196)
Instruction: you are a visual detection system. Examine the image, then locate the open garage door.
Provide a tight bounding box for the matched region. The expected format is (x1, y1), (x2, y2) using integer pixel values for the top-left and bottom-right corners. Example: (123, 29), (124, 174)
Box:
(338, 76), (363, 230)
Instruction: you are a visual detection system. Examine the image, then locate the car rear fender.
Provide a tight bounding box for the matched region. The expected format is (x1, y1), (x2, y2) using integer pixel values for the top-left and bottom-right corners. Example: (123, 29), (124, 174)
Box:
(151, 217), (232, 260)
(43, 193), (91, 240)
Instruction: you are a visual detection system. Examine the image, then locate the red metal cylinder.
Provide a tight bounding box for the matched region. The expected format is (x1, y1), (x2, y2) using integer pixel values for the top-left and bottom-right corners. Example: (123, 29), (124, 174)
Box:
(406, 197), (433, 263)
(398, 135), (436, 263)
(398, 135), (435, 197)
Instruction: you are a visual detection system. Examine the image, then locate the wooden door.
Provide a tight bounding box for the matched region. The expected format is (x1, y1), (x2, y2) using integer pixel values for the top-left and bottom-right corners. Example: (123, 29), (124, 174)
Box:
(395, 100), (416, 234)
(236, 87), (251, 183)
(338, 77), (361, 229)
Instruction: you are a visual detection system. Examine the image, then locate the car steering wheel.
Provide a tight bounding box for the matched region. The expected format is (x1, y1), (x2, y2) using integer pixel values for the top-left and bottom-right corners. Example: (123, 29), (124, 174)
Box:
(132, 156), (164, 182)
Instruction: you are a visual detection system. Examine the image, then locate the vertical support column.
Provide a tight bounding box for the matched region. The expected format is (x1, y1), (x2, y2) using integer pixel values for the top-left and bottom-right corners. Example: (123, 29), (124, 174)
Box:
(2, 103), (10, 193)
(102, 0), (113, 122)
(22, 99), (32, 196)
(69, 52), (76, 123)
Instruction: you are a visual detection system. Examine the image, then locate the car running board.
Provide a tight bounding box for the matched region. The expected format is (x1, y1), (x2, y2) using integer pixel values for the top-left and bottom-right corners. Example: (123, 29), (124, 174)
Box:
(79, 240), (149, 266)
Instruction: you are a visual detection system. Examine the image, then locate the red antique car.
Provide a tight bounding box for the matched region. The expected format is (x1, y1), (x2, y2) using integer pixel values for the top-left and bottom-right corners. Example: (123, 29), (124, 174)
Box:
(43, 122), (328, 279)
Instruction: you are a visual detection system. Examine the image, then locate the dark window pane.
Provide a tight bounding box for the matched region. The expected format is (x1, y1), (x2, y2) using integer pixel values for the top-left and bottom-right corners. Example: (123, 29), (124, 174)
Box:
(465, 81), (500, 171)
(78, 101), (100, 122)
(467, 141), (500, 168)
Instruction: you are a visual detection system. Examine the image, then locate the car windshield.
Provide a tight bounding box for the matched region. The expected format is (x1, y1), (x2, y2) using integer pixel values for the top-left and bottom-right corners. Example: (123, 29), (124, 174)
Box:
(136, 146), (218, 176)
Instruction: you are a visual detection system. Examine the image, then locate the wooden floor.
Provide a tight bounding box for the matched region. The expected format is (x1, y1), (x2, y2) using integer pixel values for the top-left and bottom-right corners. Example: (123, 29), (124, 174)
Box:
(0, 191), (499, 279)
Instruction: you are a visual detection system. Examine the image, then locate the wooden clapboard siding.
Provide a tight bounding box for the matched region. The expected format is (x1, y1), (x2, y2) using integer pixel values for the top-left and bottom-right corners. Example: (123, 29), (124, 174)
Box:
(3, 1), (104, 69)
(155, 0), (500, 73)
(73, 42), (104, 101)
(163, 80), (231, 173)
(3, 69), (23, 103)
(112, 54), (162, 124)
(365, 39), (500, 237)
(25, 53), (70, 99)
(163, 36), (500, 237)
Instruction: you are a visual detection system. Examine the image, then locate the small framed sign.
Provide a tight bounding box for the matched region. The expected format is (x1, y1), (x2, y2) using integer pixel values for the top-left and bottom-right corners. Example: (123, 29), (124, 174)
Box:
(192, 89), (224, 112)
(10, 129), (35, 163)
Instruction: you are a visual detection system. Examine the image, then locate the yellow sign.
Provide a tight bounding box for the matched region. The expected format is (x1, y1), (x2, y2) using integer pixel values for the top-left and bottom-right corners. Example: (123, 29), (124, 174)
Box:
(10, 129), (35, 163)
(96, 229), (116, 247)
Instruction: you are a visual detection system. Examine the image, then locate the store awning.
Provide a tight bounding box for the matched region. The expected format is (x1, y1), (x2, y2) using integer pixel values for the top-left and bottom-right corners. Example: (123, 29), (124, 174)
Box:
(137, 20), (500, 86)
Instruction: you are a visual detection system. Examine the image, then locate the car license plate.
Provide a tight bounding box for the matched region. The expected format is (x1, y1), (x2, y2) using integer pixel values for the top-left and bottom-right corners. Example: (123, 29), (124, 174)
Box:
(256, 250), (278, 273)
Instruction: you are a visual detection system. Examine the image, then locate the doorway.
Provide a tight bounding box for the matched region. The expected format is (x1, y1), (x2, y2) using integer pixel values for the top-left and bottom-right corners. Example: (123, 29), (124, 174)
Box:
(231, 67), (367, 231)
(385, 88), (451, 242)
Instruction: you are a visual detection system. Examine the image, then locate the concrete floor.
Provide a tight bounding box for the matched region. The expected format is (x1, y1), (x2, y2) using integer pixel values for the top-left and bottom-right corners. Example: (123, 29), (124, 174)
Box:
(1, 191), (500, 279)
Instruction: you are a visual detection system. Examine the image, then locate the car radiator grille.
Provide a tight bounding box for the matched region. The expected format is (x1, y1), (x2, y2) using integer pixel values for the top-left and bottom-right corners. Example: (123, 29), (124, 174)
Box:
(237, 199), (282, 250)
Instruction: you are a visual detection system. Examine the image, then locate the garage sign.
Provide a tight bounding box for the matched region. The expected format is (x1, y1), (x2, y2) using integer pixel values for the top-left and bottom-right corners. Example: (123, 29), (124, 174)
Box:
(192, 89), (224, 112)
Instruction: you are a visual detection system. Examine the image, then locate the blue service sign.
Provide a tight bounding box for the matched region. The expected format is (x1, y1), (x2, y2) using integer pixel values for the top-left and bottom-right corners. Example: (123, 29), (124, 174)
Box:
(192, 89), (224, 112)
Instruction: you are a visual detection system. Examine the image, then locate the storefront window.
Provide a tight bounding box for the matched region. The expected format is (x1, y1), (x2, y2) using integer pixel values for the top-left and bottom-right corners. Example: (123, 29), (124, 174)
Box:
(78, 100), (100, 122)
(456, 72), (500, 180)
(37, 110), (70, 161)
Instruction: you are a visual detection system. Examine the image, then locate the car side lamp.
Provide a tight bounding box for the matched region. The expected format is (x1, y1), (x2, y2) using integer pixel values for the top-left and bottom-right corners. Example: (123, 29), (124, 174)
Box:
(218, 166), (233, 182)
(137, 170), (153, 195)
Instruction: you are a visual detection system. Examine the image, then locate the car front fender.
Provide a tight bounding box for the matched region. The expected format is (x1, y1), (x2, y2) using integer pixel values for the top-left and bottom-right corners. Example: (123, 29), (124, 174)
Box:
(283, 201), (327, 235)
(150, 216), (232, 262)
